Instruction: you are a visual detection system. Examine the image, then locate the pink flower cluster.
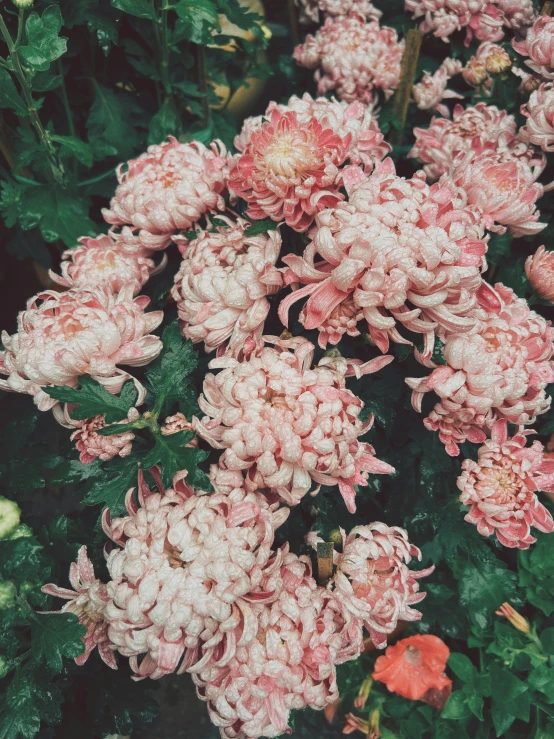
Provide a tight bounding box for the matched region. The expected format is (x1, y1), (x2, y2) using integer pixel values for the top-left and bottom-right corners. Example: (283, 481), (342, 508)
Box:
(43, 469), (431, 738)
(171, 217), (282, 357)
(194, 336), (394, 513)
(296, 0), (382, 24)
(279, 158), (489, 356)
(406, 0), (536, 43)
(407, 283), (554, 455)
(412, 58), (463, 117)
(294, 14), (404, 104)
(458, 420), (554, 548)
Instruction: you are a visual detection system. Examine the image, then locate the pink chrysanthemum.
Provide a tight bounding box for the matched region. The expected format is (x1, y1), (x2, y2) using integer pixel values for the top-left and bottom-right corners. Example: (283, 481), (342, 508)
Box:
(525, 245), (554, 302)
(410, 103), (517, 180)
(329, 524), (433, 649)
(103, 137), (230, 248)
(71, 413), (135, 463)
(102, 470), (289, 680)
(296, 0), (382, 24)
(42, 546), (116, 669)
(412, 58), (463, 118)
(195, 336), (394, 512)
(405, 0), (504, 43)
(498, 0), (536, 30)
(160, 412), (197, 440)
(513, 15), (554, 80)
(451, 141), (546, 236)
(234, 94), (391, 172)
(194, 552), (364, 739)
(423, 399), (495, 457)
(279, 158), (489, 356)
(49, 233), (163, 295)
(229, 109), (350, 232)
(407, 283), (554, 451)
(294, 14), (404, 104)
(520, 82), (554, 152)
(0, 285), (163, 412)
(171, 217), (282, 357)
(457, 419), (554, 548)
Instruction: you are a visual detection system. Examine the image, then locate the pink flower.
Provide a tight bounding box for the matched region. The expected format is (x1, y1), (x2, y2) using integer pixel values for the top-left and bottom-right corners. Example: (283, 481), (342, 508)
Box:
(296, 0), (382, 23)
(279, 158), (489, 355)
(194, 552), (364, 739)
(171, 217), (282, 357)
(194, 336), (394, 512)
(0, 285), (163, 412)
(71, 413), (135, 463)
(451, 141), (546, 236)
(457, 419), (554, 548)
(294, 15), (404, 104)
(329, 524), (433, 649)
(410, 103), (517, 180)
(423, 399), (495, 456)
(513, 15), (554, 80)
(407, 283), (554, 450)
(102, 469), (289, 680)
(525, 245), (554, 302)
(497, 0), (536, 29)
(520, 83), (554, 152)
(42, 546), (116, 669)
(103, 137), (230, 248)
(49, 233), (163, 295)
(405, 0), (504, 43)
(160, 412), (198, 440)
(234, 94), (391, 172)
(412, 58), (463, 118)
(229, 109), (350, 232)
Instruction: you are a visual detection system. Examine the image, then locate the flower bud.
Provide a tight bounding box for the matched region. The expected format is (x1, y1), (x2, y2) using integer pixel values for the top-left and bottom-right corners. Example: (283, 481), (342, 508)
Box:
(463, 58), (488, 86)
(496, 602), (531, 633)
(12, 0), (33, 7)
(525, 246), (554, 302)
(354, 675), (373, 709)
(485, 48), (512, 74)
(328, 528), (343, 545)
(0, 498), (21, 539)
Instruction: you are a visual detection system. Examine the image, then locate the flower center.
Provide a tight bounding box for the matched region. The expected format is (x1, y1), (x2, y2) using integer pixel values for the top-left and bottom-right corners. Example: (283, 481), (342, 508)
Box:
(404, 645), (422, 666)
(261, 132), (316, 179)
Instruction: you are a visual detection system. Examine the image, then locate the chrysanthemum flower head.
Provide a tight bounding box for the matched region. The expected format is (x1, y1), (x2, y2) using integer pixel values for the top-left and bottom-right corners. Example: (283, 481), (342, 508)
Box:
(520, 82), (554, 152)
(525, 245), (554, 302)
(513, 14), (554, 80)
(296, 0), (382, 24)
(71, 413), (135, 464)
(412, 58), (463, 118)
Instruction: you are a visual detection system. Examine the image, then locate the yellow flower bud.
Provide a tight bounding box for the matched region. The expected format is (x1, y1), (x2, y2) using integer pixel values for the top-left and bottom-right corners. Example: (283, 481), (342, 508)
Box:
(496, 602), (531, 634)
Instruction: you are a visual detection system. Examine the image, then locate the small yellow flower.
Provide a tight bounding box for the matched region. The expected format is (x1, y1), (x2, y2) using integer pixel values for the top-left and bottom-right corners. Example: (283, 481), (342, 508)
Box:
(496, 602), (531, 634)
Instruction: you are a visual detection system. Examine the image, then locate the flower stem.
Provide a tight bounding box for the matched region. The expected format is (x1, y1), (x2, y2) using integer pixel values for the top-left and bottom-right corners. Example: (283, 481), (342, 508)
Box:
(391, 29), (423, 146)
(196, 43), (209, 127)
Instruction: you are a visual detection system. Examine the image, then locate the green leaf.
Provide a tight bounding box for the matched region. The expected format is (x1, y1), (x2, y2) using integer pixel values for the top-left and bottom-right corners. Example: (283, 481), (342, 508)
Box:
(30, 612), (86, 673)
(490, 664), (529, 736)
(142, 432), (212, 489)
(45, 376), (137, 423)
(87, 83), (143, 161)
(243, 219), (279, 236)
(174, 0), (220, 43)
(31, 70), (62, 91)
(217, 0), (262, 30)
(442, 691), (471, 720)
(148, 99), (179, 146)
(459, 558), (518, 630)
(50, 135), (93, 168)
(448, 653), (477, 682)
(111, 0), (155, 19)
(519, 532), (554, 616)
(20, 185), (96, 247)
(82, 454), (139, 514)
(0, 70), (28, 117)
(0, 703), (41, 739)
(20, 6), (68, 72)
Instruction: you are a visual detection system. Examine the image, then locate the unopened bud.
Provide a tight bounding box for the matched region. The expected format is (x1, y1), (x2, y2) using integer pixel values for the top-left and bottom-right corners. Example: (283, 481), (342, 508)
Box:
(354, 675), (373, 710)
(463, 59), (488, 86)
(12, 0), (33, 7)
(328, 528), (343, 546)
(369, 709), (381, 739)
(496, 602), (530, 633)
(485, 48), (511, 74)
(0, 498), (21, 539)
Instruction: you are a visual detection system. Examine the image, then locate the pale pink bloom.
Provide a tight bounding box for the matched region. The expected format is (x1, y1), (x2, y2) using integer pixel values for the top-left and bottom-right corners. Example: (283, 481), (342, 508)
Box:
(410, 103), (517, 180)
(71, 414), (135, 463)
(316, 297), (364, 349)
(294, 15), (404, 104)
(103, 470), (288, 680)
(103, 137), (230, 248)
(520, 83), (554, 152)
(424, 399), (495, 456)
(512, 64), (542, 93)
(513, 15), (554, 80)
(160, 412), (197, 441)
(279, 158), (489, 356)
(171, 217), (282, 356)
(451, 141), (546, 236)
(457, 419), (554, 548)
(463, 55), (490, 88)
(405, 0), (504, 43)
(49, 233), (163, 295)
(42, 546), (117, 669)
(194, 552), (364, 739)
(330, 523), (433, 649)
(497, 0), (536, 29)
(525, 245), (554, 302)
(480, 43), (512, 74)
(234, 94), (391, 172)
(0, 285), (163, 412)
(407, 283), (554, 448)
(412, 58), (463, 117)
(467, 4), (505, 43)
(195, 336), (394, 513)
(296, 0), (382, 24)
(229, 109), (350, 232)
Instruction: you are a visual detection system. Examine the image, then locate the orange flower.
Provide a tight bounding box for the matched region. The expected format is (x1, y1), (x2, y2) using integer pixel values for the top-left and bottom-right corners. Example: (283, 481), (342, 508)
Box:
(372, 635), (452, 703)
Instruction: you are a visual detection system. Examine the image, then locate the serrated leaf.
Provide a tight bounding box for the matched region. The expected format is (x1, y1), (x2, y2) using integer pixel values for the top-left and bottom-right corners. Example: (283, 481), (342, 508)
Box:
(82, 454), (139, 514)
(111, 0), (154, 18)
(459, 558), (518, 630)
(147, 99), (179, 146)
(87, 83), (143, 161)
(0, 70), (28, 117)
(50, 135), (93, 168)
(142, 432), (212, 489)
(31, 612), (86, 672)
(174, 0), (220, 43)
(20, 6), (68, 72)
(0, 704), (41, 739)
(217, 0), (262, 30)
(19, 185), (96, 247)
(45, 376), (137, 423)
(243, 219), (279, 236)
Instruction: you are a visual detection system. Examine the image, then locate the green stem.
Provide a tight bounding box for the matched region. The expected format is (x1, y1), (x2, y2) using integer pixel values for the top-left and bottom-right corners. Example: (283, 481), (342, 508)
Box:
(14, 8), (24, 49)
(196, 43), (209, 127)
(0, 10), (65, 184)
(57, 59), (76, 139)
